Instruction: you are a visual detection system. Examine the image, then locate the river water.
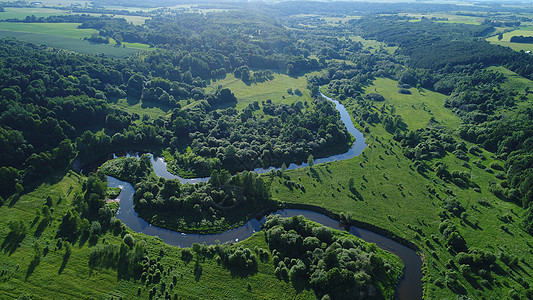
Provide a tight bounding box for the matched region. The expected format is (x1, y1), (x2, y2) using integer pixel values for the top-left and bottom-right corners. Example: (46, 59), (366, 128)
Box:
(106, 92), (422, 299)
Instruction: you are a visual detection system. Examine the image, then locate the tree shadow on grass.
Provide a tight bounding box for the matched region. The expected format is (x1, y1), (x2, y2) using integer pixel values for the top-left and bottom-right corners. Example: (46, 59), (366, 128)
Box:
(58, 252), (71, 275)
(8, 194), (21, 208)
(194, 260), (203, 282)
(25, 257), (40, 281)
(310, 168), (322, 183)
(33, 219), (49, 238)
(1, 231), (26, 255)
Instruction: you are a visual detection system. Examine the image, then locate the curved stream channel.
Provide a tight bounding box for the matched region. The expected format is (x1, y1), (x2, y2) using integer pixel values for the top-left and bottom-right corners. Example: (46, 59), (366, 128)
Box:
(106, 92), (422, 299)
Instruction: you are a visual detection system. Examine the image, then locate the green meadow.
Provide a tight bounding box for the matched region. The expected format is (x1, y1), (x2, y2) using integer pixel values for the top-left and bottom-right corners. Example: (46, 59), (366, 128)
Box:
(363, 78), (461, 130)
(271, 76), (533, 299)
(0, 22), (97, 39)
(487, 28), (533, 52)
(208, 73), (314, 111)
(348, 36), (398, 54)
(400, 13), (482, 25)
(0, 7), (68, 20)
(0, 30), (142, 57)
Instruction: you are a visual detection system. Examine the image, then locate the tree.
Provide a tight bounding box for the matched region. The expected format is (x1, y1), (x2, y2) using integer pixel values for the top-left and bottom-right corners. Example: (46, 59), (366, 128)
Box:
(241, 68), (250, 82)
(308, 154), (314, 168)
(123, 234), (135, 247)
(286, 63), (295, 76)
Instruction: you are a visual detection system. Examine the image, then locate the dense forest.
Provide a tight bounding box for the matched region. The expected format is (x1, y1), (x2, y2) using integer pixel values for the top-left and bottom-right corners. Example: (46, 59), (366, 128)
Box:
(1, 1), (533, 299)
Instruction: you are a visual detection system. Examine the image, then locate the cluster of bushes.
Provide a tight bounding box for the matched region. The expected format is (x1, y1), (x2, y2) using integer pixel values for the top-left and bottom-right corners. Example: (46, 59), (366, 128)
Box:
(88, 235), (146, 280)
(263, 215), (402, 299)
(394, 127), (457, 161)
(439, 220), (468, 253)
(216, 246), (258, 274)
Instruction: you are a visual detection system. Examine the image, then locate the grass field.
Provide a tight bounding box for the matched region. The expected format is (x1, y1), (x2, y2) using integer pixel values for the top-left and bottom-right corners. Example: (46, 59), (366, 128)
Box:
(82, 13), (149, 25)
(0, 22), (151, 50)
(271, 77), (533, 299)
(207, 73), (315, 111)
(0, 7), (68, 20)
(0, 22), (97, 39)
(322, 15), (361, 26)
(348, 36), (398, 54)
(110, 98), (173, 121)
(487, 28), (533, 52)
(363, 78), (461, 130)
(0, 30), (142, 57)
(400, 13), (482, 25)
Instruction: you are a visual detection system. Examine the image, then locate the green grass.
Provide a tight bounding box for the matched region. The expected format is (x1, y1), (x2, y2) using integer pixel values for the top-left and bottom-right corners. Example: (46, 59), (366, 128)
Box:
(0, 7), (68, 20)
(0, 171), (123, 299)
(110, 98), (173, 121)
(321, 15), (361, 26)
(348, 36), (398, 54)
(271, 77), (533, 299)
(0, 171), (316, 299)
(487, 28), (533, 52)
(363, 77), (462, 130)
(0, 22), (97, 39)
(399, 13), (482, 25)
(0, 30), (141, 57)
(83, 13), (150, 26)
(207, 73), (315, 111)
(0, 22), (152, 50)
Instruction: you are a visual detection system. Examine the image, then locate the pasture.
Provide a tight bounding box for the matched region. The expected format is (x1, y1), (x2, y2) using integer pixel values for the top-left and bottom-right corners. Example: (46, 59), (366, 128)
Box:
(0, 22), (97, 39)
(400, 13), (482, 25)
(207, 73), (315, 111)
(0, 7), (68, 20)
(486, 27), (533, 52)
(0, 30), (142, 57)
(348, 35), (398, 54)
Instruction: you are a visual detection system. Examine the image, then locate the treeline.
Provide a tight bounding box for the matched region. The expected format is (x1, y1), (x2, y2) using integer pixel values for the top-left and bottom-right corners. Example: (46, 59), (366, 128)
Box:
(75, 12), (320, 76)
(263, 215), (402, 299)
(510, 36), (533, 43)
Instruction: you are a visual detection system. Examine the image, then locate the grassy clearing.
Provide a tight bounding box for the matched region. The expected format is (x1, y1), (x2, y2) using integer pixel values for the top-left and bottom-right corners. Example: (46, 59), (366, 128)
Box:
(348, 35), (397, 54)
(83, 13), (150, 25)
(486, 28), (533, 52)
(0, 22), (97, 39)
(0, 30), (141, 57)
(271, 77), (533, 299)
(207, 73), (314, 111)
(110, 98), (173, 120)
(0, 22), (151, 50)
(363, 77), (461, 130)
(321, 15), (361, 26)
(0, 7), (67, 20)
(489, 66), (533, 96)
(399, 13), (482, 25)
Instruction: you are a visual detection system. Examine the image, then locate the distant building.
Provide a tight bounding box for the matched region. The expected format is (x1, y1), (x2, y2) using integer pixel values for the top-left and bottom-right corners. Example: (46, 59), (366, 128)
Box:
(526, 51), (531, 54)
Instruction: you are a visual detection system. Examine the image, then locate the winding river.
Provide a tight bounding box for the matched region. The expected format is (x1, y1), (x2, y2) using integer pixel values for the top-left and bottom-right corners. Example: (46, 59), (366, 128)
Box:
(106, 92), (423, 299)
